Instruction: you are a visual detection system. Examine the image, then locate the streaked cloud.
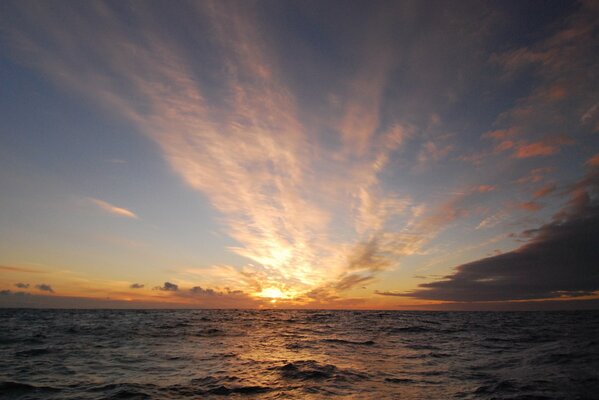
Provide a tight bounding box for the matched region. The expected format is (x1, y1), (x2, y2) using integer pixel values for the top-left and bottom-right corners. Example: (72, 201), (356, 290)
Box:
(518, 201), (543, 212)
(533, 184), (557, 199)
(89, 198), (138, 219)
(0, 265), (45, 273)
(586, 153), (599, 167)
(513, 137), (574, 159)
(515, 167), (556, 185)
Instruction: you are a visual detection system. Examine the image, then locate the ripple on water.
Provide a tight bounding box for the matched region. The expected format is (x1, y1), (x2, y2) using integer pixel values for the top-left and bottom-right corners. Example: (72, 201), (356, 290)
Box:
(0, 309), (597, 399)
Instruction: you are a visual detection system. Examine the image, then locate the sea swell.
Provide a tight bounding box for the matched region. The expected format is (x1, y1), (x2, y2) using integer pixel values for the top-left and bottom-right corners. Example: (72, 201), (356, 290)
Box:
(0, 309), (598, 399)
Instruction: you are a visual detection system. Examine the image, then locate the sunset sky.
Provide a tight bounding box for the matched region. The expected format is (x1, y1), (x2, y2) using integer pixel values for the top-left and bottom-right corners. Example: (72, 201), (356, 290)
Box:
(1, 0), (598, 309)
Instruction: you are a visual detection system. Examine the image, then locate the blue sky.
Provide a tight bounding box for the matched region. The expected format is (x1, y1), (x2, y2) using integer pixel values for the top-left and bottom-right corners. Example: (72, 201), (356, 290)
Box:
(1, 0), (598, 309)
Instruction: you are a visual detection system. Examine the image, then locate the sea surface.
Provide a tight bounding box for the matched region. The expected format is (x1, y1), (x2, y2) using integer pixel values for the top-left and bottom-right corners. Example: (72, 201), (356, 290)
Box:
(1, 309), (598, 399)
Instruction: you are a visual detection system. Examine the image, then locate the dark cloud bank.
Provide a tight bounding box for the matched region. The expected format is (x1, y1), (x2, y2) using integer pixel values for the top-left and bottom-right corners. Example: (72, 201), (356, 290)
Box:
(380, 172), (599, 303)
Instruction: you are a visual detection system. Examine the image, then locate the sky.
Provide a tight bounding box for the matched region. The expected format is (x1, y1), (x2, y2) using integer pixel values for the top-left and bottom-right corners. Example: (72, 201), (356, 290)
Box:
(0, 0), (598, 310)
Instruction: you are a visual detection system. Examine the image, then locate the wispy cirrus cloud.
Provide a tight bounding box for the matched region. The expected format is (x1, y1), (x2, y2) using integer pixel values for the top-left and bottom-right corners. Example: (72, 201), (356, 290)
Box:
(0, 1), (430, 297)
(89, 198), (138, 219)
(486, 0), (599, 166)
(4, 0), (596, 307)
(0, 265), (46, 273)
(587, 153), (599, 167)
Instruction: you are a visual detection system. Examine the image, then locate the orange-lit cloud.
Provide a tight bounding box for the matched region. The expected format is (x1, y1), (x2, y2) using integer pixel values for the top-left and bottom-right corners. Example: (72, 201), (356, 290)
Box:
(0, 265), (46, 274)
(518, 201), (543, 212)
(476, 185), (496, 193)
(89, 198), (138, 219)
(515, 167), (556, 184)
(533, 183), (556, 199)
(513, 141), (559, 158)
(586, 153), (599, 167)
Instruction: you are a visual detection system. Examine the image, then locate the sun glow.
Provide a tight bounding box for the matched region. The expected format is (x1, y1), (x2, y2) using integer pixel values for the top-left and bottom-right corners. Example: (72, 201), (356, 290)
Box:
(258, 287), (284, 299)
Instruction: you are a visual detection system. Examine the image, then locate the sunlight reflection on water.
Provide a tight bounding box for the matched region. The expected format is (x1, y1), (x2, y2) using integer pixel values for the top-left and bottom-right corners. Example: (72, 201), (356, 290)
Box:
(1, 309), (598, 399)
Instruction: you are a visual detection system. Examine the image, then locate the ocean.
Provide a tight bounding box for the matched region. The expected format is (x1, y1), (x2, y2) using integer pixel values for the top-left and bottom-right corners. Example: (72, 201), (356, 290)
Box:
(1, 309), (598, 399)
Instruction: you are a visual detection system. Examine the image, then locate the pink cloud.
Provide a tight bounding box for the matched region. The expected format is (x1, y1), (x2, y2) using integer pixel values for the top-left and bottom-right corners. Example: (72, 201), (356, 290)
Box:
(513, 141), (560, 158)
(513, 136), (575, 158)
(518, 201), (543, 212)
(533, 183), (557, 199)
(494, 140), (515, 152)
(476, 185), (496, 193)
(586, 153), (599, 167)
(482, 127), (519, 140)
(515, 167), (556, 184)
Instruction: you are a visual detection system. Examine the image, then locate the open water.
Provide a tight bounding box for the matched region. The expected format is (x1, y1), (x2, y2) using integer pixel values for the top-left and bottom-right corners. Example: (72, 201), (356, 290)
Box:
(1, 309), (598, 399)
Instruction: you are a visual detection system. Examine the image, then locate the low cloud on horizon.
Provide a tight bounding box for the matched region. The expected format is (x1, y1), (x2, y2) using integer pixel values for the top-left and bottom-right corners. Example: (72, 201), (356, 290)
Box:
(35, 284), (54, 293)
(380, 171), (599, 302)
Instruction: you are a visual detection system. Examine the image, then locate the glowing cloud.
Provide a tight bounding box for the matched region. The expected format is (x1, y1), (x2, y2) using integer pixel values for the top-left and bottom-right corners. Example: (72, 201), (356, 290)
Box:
(89, 198), (138, 219)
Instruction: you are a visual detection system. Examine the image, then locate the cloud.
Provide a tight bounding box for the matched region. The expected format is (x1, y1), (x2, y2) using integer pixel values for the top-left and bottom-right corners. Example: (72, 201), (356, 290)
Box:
(35, 284), (54, 293)
(586, 153), (599, 167)
(475, 210), (509, 230)
(89, 198), (138, 219)
(485, 1), (598, 167)
(581, 103), (598, 124)
(417, 141), (454, 167)
(334, 274), (375, 291)
(188, 286), (246, 298)
(0, 290), (29, 297)
(518, 201), (543, 212)
(483, 128), (520, 140)
(346, 237), (391, 272)
(384, 172), (599, 301)
(179, 286), (263, 308)
(515, 167), (555, 184)
(154, 282), (178, 292)
(14, 283), (29, 289)
(189, 286), (217, 295)
(456, 151), (489, 166)
(0, 265), (45, 273)
(512, 136), (574, 159)
(485, 133), (574, 159)
(475, 185), (496, 193)
(513, 141), (560, 158)
(129, 283), (144, 289)
(533, 183), (557, 199)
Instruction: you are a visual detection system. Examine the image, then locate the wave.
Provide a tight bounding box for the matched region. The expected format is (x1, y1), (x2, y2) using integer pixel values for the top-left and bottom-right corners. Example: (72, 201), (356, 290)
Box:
(2, 309), (598, 399)
(321, 338), (375, 346)
(0, 381), (60, 395)
(272, 360), (368, 382)
(15, 347), (52, 357)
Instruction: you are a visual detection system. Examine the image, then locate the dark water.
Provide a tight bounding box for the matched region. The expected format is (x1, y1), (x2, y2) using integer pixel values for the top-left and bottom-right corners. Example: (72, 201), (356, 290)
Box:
(1, 310), (598, 399)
